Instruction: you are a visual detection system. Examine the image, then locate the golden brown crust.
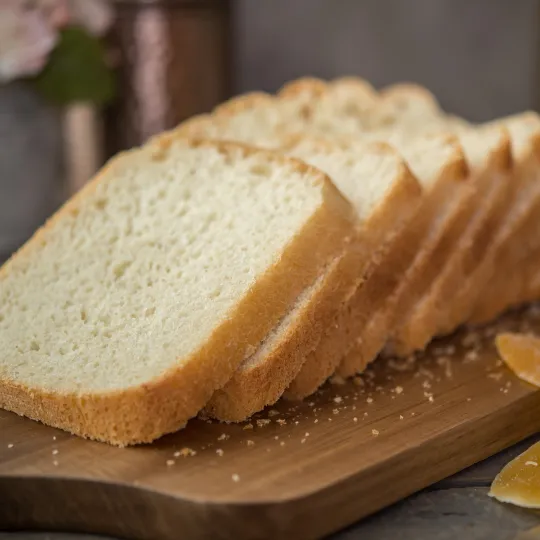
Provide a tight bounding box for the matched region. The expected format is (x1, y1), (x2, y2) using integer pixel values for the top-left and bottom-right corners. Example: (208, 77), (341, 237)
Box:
(285, 156), (423, 399)
(379, 83), (441, 113)
(204, 242), (364, 421)
(442, 120), (540, 330)
(0, 138), (357, 445)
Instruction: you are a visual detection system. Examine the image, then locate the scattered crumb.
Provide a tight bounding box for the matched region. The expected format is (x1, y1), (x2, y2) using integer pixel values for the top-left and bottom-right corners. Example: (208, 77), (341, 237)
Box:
(423, 391), (433, 398)
(399, 415), (404, 420)
(243, 423), (253, 430)
(295, 421), (299, 425)
(372, 429), (379, 436)
(166, 459), (175, 466)
(246, 440), (255, 446)
(466, 397), (472, 402)
(52, 436), (57, 441)
(175, 448), (196, 458)
(274, 435), (279, 440)
(364, 412), (368, 417)
(301, 438), (307, 444)
(330, 375), (347, 385)
(276, 418), (287, 426)
(464, 350), (479, 363)
(352, 405), (356, 410)
(314, 419), (319, 424)
(217, 433), (229, 441)
(366, 397), (373, 404)
(280, 441), (285, 446)
(308, 402), (315, 407)
(53, 460), (59, 467)
(327, 418), (333, 422)
(526, 461), (538, 467)
(353, 417), (358, 422)
(266, 448), (271, 453)
(422, 380), (431, 389)
(7, 443), (13, 449)
(256, 419), (271, 428)
(333, 408), (339, 415)
(488, 372), (503, 381)
(52, 449), (59, 455)
(419, 367), (434, 379)
(305, 432), (310, 437)
(268, 409), (279, 417)
(428, 395), (434, 403)
(411, 412), (416, 416)
(334, 396), (343, 404)
(216, 449), (224, 457)
(353, 376), (365, 387)
(232, 474), (240, 482)
(394, 386), (404, 395)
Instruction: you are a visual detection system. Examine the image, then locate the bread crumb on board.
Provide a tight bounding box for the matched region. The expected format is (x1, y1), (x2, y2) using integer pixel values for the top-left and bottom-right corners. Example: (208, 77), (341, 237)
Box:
(232, 474), (240, 482)
(174, 448), (196, 458)
(216, 449), (224, 457)
(371, 429), (379, 436)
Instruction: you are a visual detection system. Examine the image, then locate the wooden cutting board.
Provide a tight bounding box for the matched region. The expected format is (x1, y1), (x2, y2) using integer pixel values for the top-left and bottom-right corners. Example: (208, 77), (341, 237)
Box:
(2, 307), (540, 540)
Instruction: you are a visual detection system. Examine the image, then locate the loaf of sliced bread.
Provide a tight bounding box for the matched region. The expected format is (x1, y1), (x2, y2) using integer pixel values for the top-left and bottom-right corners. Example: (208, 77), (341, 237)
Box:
(0, 137), (357, 445)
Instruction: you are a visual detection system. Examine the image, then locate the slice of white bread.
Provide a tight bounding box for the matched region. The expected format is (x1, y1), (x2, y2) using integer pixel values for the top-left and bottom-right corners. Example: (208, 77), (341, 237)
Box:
(466, 113), (540, 324)
(280, 137), (422, 400)
(0, 137), (357, 445)
(388, 124), (512, 354)
(201, 137), (421, 419)
(336, 133), (469, 377)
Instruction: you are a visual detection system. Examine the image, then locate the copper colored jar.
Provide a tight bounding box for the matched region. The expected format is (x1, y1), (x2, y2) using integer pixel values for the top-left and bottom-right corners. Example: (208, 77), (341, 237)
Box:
(105, 0), (232, 154)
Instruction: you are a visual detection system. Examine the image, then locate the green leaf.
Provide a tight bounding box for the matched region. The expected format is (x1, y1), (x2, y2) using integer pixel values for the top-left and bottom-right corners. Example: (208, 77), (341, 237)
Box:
(32, 26), (116, 106)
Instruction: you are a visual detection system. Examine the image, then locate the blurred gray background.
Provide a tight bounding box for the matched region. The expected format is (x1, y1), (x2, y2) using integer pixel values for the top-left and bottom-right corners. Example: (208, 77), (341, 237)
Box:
(236, 0), (540, 122)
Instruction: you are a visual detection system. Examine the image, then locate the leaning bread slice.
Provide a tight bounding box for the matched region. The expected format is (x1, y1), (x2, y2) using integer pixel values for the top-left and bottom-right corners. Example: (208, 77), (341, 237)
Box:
(388, 124), (512, 354)
(0, 137), (356, 445)
(280, 137), (422, 400)
(336, 133), (469, 378)
(442, 113), (540, 329)
(204, 136), (421, 419)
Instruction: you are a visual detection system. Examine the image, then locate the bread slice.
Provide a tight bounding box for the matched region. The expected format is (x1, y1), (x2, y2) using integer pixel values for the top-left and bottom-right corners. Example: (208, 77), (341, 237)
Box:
(466, 113), (540, 324)
(388, 124), (512, 354)
(337, 133), (469, 377)
(0, 137), (357, 445)
(281, 138), (422, 400)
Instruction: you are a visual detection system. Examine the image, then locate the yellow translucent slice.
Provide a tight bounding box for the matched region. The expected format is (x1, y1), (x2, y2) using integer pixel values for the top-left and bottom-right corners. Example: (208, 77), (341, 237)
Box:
(490, 441), (540, 508)
(495, 332), (540, 386)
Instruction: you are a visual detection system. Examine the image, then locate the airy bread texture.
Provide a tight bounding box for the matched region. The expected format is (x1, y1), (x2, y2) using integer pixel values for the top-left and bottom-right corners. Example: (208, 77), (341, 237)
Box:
(0, 138), (356, 445)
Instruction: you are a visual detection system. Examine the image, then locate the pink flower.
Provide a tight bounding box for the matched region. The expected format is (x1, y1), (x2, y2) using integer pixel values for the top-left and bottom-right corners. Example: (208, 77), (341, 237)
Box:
(68, 0), (113, 37)
(0, 0), (57, 83)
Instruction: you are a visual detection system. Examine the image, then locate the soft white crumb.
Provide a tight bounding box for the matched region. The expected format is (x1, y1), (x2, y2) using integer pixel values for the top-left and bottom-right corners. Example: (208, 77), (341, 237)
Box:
(232, 474), (240, 482)
(216, 449), (224, 457)
(7, 443), (13, 449)
(217, 433), (229, 441)
(166, 459), (175, 466)
(353, 417), (358, 422)
(334, 396), (343, 404)
(52, 449), (59, 455)
(371, 429), (379, 436)
(526, 461), (538, 467)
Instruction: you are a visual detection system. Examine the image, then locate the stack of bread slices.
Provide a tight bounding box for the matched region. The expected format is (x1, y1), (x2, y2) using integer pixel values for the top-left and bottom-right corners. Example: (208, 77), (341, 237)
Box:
(1, 77), (539, 446)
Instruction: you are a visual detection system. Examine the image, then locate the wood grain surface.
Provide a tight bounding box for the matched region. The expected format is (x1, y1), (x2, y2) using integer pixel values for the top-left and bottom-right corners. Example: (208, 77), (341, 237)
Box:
(2, 307), (540, 540)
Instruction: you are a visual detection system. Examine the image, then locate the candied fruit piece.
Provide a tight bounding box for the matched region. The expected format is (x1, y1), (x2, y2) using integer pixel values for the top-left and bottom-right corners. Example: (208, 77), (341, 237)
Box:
(495, 332), (540, 386)
(490, 441), (540, 508)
